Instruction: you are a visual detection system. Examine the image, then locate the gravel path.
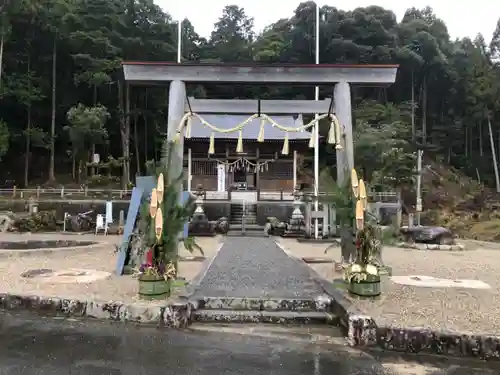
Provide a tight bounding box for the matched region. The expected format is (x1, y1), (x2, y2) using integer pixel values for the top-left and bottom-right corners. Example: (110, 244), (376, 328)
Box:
(280, 238), (500, 335)
(194, 237), (323, 298)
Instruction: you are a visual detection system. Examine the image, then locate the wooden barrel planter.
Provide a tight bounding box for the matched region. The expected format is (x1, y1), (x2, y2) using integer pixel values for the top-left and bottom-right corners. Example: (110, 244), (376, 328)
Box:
(348, 275), (381, 297)
(138, 275), (171, 300)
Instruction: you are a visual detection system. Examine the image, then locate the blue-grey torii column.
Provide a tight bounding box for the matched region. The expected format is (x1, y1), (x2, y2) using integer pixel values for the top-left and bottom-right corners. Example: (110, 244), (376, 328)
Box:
(166, 80), (186, 181)
(334, 81), (354, 186)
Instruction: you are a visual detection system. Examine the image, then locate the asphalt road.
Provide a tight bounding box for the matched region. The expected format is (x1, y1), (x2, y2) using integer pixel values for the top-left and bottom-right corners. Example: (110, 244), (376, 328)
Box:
(1, 311), (500, 375)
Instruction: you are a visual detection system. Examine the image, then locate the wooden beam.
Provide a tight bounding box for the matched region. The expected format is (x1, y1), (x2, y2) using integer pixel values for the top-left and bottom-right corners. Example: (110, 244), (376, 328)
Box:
(185, 98), (332, 114)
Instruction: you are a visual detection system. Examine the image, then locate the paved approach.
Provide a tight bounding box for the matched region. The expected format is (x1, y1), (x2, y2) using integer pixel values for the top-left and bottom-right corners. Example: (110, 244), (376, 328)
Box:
(193, 237), (323, 298)
(1, 311), (498, 375)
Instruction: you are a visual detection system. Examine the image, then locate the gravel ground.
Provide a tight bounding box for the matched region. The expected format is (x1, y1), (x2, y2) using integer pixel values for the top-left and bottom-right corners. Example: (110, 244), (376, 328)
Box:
(280, 238), (500, 335)
(0, 233), (218, 306)
(194, 237), (324, 298)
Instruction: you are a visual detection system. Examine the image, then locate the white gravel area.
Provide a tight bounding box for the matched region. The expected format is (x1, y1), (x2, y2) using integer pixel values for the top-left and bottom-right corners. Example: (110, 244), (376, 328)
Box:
(0, 233), (218, 305)
(280, 238), (500, 335)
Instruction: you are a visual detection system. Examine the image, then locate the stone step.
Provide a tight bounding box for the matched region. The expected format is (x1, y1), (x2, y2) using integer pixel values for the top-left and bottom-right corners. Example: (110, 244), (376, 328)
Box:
(195, 297), (330, 312)
(193, 309), (338, 325)
(229, 224), (263, 230)
(230, 220), (258, 225)
(226, 231), (267, 237)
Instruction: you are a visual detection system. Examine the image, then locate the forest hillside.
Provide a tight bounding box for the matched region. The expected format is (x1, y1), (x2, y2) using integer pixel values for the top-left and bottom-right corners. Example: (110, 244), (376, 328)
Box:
(1, 1), (500, 237)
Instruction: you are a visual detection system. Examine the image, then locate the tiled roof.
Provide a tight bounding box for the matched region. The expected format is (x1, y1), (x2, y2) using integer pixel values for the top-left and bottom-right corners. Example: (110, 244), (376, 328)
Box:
(186, 114), (310, 140)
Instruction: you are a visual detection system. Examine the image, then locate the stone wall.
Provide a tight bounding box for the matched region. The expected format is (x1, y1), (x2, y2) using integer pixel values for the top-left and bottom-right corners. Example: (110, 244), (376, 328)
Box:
(203, 202), (231, 221)
(0, 200), (290, 225)
(256, 202), (294, 225)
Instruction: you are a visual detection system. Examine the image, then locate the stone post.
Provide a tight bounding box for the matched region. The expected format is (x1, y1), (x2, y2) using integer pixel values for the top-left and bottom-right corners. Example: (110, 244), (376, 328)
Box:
(334, 82), (354, 186)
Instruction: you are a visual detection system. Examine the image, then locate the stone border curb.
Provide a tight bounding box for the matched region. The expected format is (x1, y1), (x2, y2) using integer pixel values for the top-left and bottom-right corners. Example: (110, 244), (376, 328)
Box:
(395, 242), (465, 251)
(0, 242), (111, 258)
(276, 240), (500, 361)
(0, 292), (193, 328)
(296, 238), (341, 244)
(308, 270), (500, 361)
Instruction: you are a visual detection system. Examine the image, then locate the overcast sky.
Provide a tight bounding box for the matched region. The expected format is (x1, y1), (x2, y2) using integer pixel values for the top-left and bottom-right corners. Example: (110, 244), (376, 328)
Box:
(156, 0), (499, 42)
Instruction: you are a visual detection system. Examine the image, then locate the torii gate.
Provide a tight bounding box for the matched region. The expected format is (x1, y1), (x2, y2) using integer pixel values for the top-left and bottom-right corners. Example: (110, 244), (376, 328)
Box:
(121, 62), (398, 187)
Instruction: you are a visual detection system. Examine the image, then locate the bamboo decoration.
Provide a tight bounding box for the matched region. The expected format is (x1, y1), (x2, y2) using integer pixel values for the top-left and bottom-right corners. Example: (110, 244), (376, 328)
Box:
(149, 188), (158, 218)
(359, 179), (367, 211)
(351, 169), (359, 198)
(352, 169), (368, 230)
(355, 200), (364, 230)
(155, 207), (163, 240)
(157, 173), (164, 204)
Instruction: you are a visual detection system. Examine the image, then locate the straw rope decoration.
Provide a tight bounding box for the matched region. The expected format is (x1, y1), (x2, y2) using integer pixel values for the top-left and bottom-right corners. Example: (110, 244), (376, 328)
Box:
(173, 112), (343, 155)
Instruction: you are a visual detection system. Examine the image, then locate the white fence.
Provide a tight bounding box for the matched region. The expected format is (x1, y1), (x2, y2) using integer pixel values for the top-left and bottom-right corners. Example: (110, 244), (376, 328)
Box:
(0, 187), (132, 200)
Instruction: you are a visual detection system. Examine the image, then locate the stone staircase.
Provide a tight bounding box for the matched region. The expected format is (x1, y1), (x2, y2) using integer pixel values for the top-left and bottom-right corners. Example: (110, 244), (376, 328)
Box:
(229, 203), (263, 236)
(189, 237), (340, 327)
(192, 296), (338, 325)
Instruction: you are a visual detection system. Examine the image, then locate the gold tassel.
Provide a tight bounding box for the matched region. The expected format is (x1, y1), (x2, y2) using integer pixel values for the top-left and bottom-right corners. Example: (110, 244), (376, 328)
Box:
(334, 116), (343, 149)
(257, 118), (265, 142)
(173, 132), (181, 143)
(208, 133), (215, 155)
(236, 131), (243, 153)
(185, 115), (192, 139)
(281, 133), (289, 155)
(308, 127), (315, 148)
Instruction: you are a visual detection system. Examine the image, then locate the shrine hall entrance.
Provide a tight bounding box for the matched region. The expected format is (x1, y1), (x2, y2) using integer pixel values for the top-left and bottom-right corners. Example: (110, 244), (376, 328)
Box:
(231, 165), (256, 191)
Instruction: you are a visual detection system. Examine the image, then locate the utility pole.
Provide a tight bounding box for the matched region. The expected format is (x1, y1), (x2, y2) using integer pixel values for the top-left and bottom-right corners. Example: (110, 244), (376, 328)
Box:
(416, 149), (423, 225)
(177, 19), (182, 63)
(313, 2), (320, 239)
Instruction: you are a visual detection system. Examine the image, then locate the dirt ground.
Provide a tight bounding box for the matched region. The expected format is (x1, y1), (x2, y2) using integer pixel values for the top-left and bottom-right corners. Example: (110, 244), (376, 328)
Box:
(279, 238), (500, 336)
(0, 233), (221, 306)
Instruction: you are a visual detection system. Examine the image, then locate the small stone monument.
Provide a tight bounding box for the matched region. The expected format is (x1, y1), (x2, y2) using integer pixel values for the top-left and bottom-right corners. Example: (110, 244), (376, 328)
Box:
(188, 185), (215, 236)
(283, 188), (306, 237)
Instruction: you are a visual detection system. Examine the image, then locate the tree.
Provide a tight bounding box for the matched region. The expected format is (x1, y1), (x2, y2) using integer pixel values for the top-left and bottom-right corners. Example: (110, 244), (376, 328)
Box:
(66, 103), (109, 181)
(41, 0), (73, 182)
(0, 0), (499, 195)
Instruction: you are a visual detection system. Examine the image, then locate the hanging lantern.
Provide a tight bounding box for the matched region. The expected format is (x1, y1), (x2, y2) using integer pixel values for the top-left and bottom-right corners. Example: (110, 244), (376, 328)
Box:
(156, 173), (164, 204)
(155, 207), (163, 240)
(150, 188), (158, 218)
(351, 169), (359, 198)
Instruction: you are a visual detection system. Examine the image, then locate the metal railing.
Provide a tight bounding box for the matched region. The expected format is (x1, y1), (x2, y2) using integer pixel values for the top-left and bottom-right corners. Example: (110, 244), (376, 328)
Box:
(0, 186), (398, 204)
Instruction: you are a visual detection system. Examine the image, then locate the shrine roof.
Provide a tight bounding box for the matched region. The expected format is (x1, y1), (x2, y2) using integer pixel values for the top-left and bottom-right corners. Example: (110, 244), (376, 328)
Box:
(186, 115), (310, 141)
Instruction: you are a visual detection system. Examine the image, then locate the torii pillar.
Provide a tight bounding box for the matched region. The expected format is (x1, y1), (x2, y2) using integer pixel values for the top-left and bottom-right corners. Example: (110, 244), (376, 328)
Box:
(334, 81), (354, 185)
(166, 80), (186, 181)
